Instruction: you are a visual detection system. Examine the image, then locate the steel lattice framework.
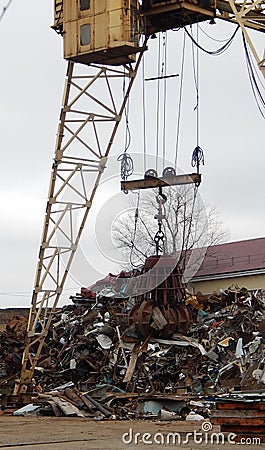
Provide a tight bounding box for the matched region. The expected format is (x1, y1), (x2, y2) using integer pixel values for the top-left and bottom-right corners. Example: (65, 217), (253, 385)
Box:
(216, 0), (265, 74)
(15, 51), (146, 393)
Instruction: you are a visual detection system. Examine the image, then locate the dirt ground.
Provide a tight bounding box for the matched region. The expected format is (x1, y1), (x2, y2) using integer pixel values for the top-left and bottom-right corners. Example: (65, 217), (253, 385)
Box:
(0, 417), (263, 450)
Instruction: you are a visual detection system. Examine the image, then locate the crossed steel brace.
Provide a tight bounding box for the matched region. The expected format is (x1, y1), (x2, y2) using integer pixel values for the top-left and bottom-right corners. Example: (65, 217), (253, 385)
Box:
(15, 48), (147, 393)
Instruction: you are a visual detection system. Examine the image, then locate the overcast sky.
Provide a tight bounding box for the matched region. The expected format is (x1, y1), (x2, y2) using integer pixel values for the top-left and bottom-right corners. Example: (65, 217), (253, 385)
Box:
(0, 1), (264, 308)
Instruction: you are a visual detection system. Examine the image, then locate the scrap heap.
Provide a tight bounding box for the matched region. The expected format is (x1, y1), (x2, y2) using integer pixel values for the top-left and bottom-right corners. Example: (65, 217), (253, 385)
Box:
(1, 259), (265, 421)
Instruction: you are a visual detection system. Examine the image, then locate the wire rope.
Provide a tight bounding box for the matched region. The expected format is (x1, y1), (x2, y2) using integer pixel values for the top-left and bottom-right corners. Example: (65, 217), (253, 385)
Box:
(242, 32), (265, 118)
(0, 0), (13, 23)
(156, 33), (161, 172)
(198, 24), (236, 43)
(174, 32), (186, 170)
(117, 72), (134, 184)
(142, 53), (147, 173)
(129, 191), (141, 267)
(196, 26), (200, 147)
(185, 25), (239, 56)
(180, 184), (199, 269)
(190, 25), (205, 176)
(123, 69), (131, 152)
(190, 25), (200, 145)
(162, 32), (168, 171)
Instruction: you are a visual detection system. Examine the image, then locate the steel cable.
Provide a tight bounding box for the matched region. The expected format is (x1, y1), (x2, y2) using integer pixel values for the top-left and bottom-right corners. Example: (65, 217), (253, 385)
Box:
(174, 32), (186, 170)
(0, 0), (13, 23)
(185, 24), (239, 56)
(242, 32), (265, 118)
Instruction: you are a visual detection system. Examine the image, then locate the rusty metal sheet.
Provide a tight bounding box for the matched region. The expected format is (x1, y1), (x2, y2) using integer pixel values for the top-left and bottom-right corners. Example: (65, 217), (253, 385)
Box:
(217, 401), (265, 410)
(212, 417), (265, 426)
(221, 425), (265, 434)
(175, 304), (192, 334)
(211, 409), (265, 418)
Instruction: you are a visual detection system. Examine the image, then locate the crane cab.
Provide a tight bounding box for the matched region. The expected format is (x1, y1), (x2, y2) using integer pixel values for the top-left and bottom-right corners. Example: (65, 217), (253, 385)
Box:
(53, 0), (142, 66)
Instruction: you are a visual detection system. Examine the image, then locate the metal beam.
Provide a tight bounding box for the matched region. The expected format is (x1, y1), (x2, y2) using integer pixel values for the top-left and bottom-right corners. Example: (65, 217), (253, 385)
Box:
(216, 0), (265, 75)
(121, 173), (201, 191)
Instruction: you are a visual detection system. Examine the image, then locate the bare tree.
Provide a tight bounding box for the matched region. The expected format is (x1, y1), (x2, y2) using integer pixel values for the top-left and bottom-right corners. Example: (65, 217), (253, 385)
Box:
(112, 185), (229, 274)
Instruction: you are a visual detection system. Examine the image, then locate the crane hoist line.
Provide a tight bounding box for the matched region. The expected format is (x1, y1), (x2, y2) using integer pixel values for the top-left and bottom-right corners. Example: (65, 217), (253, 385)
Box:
(13, 0), (265, 395)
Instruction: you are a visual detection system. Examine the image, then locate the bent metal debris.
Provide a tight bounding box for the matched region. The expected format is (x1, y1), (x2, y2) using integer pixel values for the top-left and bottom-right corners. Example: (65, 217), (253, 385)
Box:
(1, 267), (265, 441)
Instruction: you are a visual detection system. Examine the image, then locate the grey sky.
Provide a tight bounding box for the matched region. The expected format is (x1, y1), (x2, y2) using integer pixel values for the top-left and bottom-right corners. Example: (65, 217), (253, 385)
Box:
(0, 1), (264, 307)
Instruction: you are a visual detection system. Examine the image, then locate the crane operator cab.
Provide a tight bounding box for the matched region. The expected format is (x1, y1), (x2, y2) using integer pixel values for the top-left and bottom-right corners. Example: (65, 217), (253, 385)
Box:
(53, 0), (143, 65)
(52, 0), (216, 66)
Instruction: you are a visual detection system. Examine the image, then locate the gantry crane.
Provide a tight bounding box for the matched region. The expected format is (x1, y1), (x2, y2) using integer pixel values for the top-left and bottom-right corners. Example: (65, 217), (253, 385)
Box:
(14, 0), (265, 394)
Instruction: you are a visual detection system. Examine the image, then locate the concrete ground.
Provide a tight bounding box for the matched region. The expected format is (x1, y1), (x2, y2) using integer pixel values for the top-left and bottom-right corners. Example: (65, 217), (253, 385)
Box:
(0, 417), (262, 449)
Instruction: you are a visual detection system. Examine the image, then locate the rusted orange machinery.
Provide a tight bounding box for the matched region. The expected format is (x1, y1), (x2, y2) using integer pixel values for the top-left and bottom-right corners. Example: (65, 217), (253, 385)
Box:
(129, 255), (192, 338)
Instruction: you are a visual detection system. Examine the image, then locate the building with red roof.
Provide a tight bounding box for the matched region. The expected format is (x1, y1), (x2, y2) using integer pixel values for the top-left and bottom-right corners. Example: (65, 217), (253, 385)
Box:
(188, 237), (265, 294)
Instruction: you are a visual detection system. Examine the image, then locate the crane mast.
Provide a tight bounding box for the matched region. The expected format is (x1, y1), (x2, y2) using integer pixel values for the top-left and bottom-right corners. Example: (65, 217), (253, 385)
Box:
(14, 0), (265, 394)
(14, 53), (147, 394)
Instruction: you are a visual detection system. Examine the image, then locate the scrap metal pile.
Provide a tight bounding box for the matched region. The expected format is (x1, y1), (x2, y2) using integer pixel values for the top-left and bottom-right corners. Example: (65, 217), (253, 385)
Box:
(1, 284), (265, 419)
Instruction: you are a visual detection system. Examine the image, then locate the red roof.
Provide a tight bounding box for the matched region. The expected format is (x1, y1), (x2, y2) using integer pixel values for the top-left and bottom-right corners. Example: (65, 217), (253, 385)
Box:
(194, 237), (265, 278)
